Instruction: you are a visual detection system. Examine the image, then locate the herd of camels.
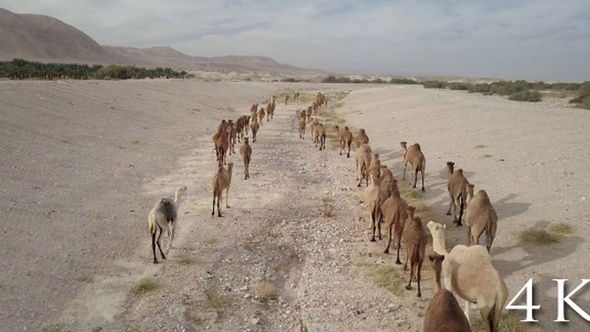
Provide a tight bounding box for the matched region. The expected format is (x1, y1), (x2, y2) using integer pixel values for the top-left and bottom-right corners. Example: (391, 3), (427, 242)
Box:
(147, 90), (507, 332)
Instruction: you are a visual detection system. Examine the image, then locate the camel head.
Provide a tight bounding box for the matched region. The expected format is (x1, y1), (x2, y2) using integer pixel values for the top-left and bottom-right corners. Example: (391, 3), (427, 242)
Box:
(400, 141), (408, 151)
(407, 206), (416, 220)
(446, 161), (455, 174)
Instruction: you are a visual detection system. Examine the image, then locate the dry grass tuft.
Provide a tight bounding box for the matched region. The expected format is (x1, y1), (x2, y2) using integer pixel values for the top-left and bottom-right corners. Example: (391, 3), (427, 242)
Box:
(76, 275), (93, 283)
(178, 256), (198, 266)
(254, 281), (278, 302)
(548, 222), (574, 235)
(518, 228), (560, 245)
(204, 287), (232, 309)
(132, 278), (158, 295)
(470, 312), (541, 332)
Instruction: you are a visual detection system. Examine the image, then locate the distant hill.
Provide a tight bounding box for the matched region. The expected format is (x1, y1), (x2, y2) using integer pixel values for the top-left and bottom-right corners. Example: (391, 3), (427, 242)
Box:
(0, 7), (310, 73)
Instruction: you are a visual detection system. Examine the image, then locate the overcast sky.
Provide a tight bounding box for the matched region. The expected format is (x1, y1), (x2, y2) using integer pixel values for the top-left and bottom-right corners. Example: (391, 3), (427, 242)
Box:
(2, 0), (589, 82)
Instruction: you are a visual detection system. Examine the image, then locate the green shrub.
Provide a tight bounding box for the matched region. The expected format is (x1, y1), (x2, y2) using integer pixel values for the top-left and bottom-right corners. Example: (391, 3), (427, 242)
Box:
(508, 90), (542, 102)
(422, 80), (447, 89)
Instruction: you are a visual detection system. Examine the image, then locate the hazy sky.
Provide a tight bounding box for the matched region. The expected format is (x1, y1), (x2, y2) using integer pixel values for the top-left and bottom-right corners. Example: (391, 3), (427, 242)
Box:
(2, 0), (589, 81)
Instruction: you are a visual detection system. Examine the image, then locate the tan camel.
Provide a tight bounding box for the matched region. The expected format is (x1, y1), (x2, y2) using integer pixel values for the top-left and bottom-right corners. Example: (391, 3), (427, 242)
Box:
(363, 172), (388, 241)
(355, 143), (372, 187)
(446, 161), (469, 226)
(403, 213), (427, 297)
(355, 129), (369, 148)
(298, 116), (306, 140)
(239, 137), (252, 180)
(212, 162), (234, 217)
(400, 141), (426, 191)
(427, 221), (508, 332)
(316, 123), (326, 150)
(258, 107), (265, 126)
(381, 179), (408, 264)
(334, 125), (353, 158)
(423, 253), (472, 332)
(284, 94), (290, 105)
(465, 188), (498, 252)
(250, 118), (260, 143)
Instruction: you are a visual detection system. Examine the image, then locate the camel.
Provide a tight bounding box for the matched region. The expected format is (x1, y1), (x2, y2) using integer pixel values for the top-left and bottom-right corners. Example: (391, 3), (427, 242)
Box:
(403, 213), (426, 298)
(294, 91), (300, 101)
(148, 186), (187, 264)
(334, 125), (352, 158)
(465, 188), (498, 253)
(355, 143), (372, 187)
(212, 162), (234, 217)
(427, 221), (508, 332)
(363, 172), (388, 241)
(215, 129), (229, 167)
(379, 166), (395, 198)
(446, 161), (469, 226)
(368, 153), (381, 184)
(250, 118), (260, 143)
(298, 116), (306, 140)
(240, 137), (252, 179)
(258, 107), (265, 126)
(316, 123), (326, 150)
(381, 179), (408, 264)
(226, 121), (236, 156)
(423, 253), (472, 332)
(400, 141), (426, 191)
(284, 94), (290, 105)
(355, 129), (369, 148)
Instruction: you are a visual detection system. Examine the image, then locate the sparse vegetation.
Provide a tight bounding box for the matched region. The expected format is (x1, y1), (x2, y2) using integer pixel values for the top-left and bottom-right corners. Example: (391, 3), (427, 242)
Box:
(518, 228), (560, 245)
(178, 256), (197, 265)
(508, 90), (542, 102)
(204, 287), (232, 309)
(132, 278), (158, 294)
(475, 144), (487, 148)
(548, 222), (574, 235)
(374, 265), (407, 297)
(204, 237), (219, 246)
(422, 79), (590, 106)
(470, 312), (541, 332)
(254, 281), (278, 301)
(76, 275), (93, 283)
(42, 324), (62, 332)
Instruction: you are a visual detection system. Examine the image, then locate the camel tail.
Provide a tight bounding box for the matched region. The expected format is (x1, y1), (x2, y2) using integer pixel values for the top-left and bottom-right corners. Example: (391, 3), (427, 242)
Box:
(149, 221), (156, 235)
(491, 281), (509, 332)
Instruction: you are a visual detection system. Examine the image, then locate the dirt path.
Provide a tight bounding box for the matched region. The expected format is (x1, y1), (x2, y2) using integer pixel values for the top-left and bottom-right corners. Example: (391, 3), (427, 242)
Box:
(57, 96), (430, 332)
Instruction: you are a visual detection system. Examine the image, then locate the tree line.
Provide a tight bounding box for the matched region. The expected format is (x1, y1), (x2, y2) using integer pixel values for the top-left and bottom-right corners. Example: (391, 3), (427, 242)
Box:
(0, 58), (193, 80)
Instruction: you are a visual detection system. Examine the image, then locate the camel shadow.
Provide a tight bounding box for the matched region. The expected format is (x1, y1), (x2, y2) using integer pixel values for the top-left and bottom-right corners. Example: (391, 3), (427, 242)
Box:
(494, 193), (531, 219)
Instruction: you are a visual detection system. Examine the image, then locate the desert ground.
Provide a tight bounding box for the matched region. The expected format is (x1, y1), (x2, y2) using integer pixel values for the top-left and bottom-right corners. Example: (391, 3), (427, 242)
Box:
(1, 79), (589, 332)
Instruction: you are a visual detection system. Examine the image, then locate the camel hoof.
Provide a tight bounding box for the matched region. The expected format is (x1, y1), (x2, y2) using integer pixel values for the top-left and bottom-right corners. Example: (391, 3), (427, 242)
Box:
(405, 285), (411, 290)
(383, 249), (389, 254)
(456, 223), (463, 227)
(417, 292), (422, 298)
(153, 260), (159, 264)
(370, 238), (376, 242)
(395, 260), (402, 265)
(421, 188), (425, 192)
(446, 212), (452, 216)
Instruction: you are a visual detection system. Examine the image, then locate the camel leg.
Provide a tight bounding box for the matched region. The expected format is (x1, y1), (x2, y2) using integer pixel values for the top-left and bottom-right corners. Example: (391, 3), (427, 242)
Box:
(464, 299), (471, 323)
(420, 170), (425, 192)
(457, 196), (465, 226)
(156, 226), (166, 260)
(416, 263), (422, 298)
(405, 262), (413, 290)
(395, 238), (402, 265)
(152, 232), (159, 264)
(383, 223), (392, 253)
(370, 209), (377, 242)
(211, 196), (216, 216)
(402, 163), (407, 180)
(413, 168), (418, 189)
(447, 193), (454, 215)
(167, 223), (175, 254)
(225, 188), (230, 208)
(217, 197), (222, 217)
